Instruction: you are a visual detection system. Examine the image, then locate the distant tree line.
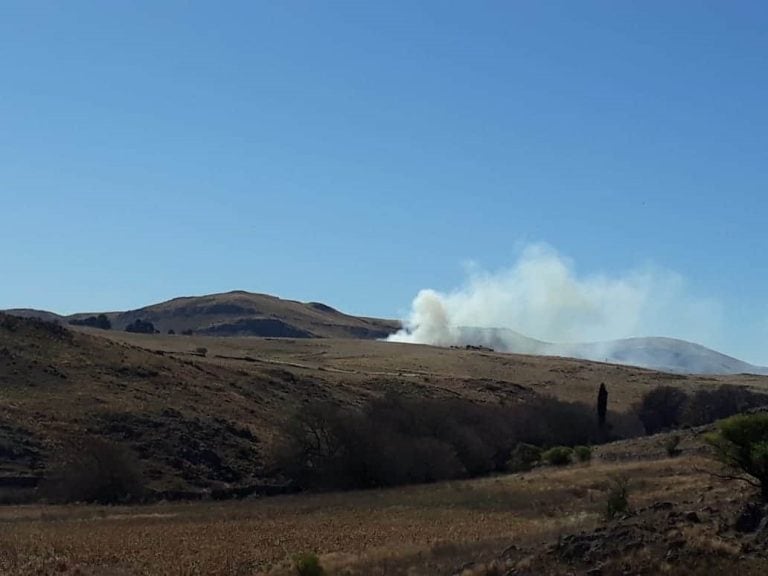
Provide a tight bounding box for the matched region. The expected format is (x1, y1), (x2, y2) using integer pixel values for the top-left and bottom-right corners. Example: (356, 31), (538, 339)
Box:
(125, 319), (158, 334)
(633, 385), (768, 435)
(69, 314), (111, 330)
(272, 393), (639, 491)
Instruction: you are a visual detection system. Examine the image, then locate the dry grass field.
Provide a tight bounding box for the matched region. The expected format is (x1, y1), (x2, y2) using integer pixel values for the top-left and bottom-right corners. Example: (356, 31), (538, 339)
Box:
(98, 329), (768, 411)
(0, 448), (748, 576)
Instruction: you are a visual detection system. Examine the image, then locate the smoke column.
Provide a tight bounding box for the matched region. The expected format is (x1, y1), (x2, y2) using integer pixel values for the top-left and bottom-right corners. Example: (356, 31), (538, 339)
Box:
(388, 244), (722, 353)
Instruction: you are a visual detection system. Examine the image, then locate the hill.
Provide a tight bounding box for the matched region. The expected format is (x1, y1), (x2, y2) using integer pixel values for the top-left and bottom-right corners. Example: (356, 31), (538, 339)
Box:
(8, 292), (766, 374)
(3, 313), (768, 498)
(15, 291), (400, 339)
(450, 326), (768, 375)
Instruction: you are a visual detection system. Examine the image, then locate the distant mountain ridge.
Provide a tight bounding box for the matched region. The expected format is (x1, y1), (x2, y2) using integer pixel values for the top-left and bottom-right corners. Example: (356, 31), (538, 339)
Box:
(5, 291), (400, 341)
(454, 326), (768, 376)
(6, 292), (766, 375)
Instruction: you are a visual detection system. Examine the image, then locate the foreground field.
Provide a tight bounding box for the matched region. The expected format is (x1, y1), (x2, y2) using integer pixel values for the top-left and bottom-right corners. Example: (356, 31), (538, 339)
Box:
(1, 448), (760, 576)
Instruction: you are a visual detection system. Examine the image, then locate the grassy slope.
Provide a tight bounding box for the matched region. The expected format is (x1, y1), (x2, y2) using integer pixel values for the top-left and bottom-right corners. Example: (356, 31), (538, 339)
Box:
(3, 313), (768, 494)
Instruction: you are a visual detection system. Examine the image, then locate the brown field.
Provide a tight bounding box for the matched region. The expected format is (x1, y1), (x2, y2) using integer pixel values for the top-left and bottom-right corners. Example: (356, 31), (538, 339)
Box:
(0, 447), (749, 576)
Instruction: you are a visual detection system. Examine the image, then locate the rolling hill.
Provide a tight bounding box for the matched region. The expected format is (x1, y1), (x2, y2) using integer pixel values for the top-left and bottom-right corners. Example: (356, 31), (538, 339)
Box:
(450, 326), (768, 375)
(6, 291), (767, 375)
(3, 312), (768, 498)
(8, 291), (400, 340)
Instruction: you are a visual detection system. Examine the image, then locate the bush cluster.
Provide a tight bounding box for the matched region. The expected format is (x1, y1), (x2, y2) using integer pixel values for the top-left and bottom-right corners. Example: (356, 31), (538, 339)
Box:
(634, 385), (768, 435)
(69, 314), (111, 330)
(274, 394), (614, 490)
(40, 437), (145, 504)
(125, 319), (158, 334)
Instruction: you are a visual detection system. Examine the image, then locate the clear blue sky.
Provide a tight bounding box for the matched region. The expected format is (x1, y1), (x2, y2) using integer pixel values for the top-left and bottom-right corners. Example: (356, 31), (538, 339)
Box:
(2, 2), (767, 361)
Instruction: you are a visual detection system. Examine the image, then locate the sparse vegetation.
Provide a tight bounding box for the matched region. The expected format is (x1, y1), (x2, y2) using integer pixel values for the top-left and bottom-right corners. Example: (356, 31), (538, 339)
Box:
(574, 445), (592, 462)
(604, 475), (630, 519)
(293, 552), (325, 576)
(665, 434), (682, 457)
(195, 346), (208, 356)
(706, 412), (768, 501)
(542, 446), (573, 466)
(507, 443), (541, 472)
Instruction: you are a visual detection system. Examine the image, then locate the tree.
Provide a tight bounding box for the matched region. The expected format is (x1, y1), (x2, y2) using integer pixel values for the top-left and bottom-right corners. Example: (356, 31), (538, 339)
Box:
(597, 383), (608, 431)
(125, 318), (157, 334)
(706, 413), (768, 501)
(69, 314), (111, 330)
(636, 386), (688, 434)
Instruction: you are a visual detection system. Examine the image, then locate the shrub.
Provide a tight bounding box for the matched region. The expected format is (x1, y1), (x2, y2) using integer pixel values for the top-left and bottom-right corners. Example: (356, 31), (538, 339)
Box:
(195, 347), (208, 356)
(605, 475), (630, 519)
(683, 386), (768, 427)
(41, 437), (145, 504)
(664, 434), (682, 458)
(274, 394), (625, 491)
(507, 443), (542, 472)
(294, 552), (325, 576)
(574, 445), (592, 462)
(125, 319), (157, 334)
(542, 446), (573, 466)
(635, 386), (688, 434)
(706, 413), (768, 501)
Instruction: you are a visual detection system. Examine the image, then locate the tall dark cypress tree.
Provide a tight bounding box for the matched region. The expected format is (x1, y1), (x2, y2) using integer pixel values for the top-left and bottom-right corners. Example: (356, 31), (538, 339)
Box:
(597, 383), (608, 431)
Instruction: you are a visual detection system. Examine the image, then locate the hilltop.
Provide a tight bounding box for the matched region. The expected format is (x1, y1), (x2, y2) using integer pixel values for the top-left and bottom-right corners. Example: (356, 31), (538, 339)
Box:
(8, 291), (766, 375)
(7, 291), (400, 340)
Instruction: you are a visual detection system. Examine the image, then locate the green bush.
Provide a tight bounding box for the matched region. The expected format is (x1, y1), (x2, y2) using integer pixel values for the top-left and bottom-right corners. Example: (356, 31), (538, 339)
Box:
(706, 413), (768, 501)
(605, 475), (630, 519)
(574, 445), (592, 462)
(542, 446), (573, 466)
(294, 552), (325, 576)
(664, 434), (682, 458)
(507, 443), (542, 472)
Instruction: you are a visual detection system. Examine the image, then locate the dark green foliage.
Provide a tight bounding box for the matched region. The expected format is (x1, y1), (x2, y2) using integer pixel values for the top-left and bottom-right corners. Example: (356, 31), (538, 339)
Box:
(706, 413), (768, 501)
(69, 314), (111, 330)
(125, 318), (157, 334)
(507, 443), (542, 472)
(542, 446), (573, 466)
(41, 437), (145, 504)
(574, 445), (592, 462)
(605, 475), (630, 518)
(597, 383), (608, 430)
(294, 552), (325, 576)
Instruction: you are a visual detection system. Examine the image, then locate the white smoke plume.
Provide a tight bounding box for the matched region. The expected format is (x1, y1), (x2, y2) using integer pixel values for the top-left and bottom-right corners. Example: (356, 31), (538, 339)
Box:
(387, 244), (737, 373)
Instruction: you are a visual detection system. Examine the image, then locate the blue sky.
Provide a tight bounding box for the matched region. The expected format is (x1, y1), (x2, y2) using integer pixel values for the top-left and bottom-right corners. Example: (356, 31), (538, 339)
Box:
(2, 2), (768, 362)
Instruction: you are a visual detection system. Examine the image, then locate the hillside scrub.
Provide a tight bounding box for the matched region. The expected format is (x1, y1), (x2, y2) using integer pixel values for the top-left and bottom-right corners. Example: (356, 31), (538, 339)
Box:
(273, 394), (626, 490)
(635, 385), (768, 435)
(706, 413), (768, 501)
(40, 437), (146, 504)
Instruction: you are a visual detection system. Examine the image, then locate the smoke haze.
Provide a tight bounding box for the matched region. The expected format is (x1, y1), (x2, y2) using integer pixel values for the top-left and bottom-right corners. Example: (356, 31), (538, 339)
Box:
(387, 244), (742, 372)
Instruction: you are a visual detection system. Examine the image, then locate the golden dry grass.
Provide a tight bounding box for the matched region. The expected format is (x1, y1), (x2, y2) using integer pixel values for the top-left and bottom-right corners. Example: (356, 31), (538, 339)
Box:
(0, 455), (735, 576)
